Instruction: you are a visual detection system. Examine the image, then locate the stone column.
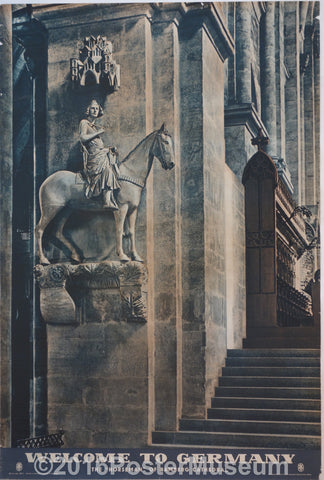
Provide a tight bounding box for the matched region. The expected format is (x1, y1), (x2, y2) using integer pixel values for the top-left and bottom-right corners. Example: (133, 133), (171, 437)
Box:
(303, 19), (316, 208)
(12, 13), (48, 441)
(284, 3), (301, 202)
(313, 10), (320, 272)
(275, 2), (287, 162)
(0, 4), (12, 447)
(313, 15), (320, 210)
(151, 6), (182, 433)
(226, 3), (236, 103)
(313, 15), (320, 273)
(225, 2), (267, 181)
(179, 24), (205, 418)
(179, 5), (234, 417)
(261, 2), (277, 158)
(235, 3), (252, 103)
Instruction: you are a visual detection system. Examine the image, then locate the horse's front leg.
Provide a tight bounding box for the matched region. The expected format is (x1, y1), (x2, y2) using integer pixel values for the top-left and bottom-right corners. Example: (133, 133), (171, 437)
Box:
(114, 204), (131, 262)
(128, 208), (143, 262)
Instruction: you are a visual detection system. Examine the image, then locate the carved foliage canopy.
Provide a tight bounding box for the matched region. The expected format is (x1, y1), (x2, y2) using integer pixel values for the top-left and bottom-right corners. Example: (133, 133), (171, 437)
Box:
(35, 262), (147, 325)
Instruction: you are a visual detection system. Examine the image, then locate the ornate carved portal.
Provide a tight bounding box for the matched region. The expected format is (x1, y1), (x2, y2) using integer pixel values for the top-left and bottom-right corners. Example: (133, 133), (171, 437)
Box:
(243, 149), (314, 331)
(242, 149), (278, 328)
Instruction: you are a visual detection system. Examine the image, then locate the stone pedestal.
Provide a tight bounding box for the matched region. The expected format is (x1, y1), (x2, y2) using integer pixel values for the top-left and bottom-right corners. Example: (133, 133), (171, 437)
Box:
(36, 262), (148, 447)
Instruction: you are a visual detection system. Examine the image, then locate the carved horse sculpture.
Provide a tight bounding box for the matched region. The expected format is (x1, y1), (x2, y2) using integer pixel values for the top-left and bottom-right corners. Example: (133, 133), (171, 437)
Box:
(36, 124), (175, 264)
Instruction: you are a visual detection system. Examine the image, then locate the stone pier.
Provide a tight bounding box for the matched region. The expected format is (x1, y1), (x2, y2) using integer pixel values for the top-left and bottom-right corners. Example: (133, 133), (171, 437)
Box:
(36, 262), (148, 447)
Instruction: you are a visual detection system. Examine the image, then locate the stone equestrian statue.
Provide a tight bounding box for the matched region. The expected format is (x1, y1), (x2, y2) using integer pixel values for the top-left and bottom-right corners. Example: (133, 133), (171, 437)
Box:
(35, 101), (175, 265)
(79, 99), (120, 210)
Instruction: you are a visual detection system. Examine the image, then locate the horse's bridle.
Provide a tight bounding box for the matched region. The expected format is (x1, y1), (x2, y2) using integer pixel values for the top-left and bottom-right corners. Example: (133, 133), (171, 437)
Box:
(152, 130), (170, 170)
(117, 130), (170, 188)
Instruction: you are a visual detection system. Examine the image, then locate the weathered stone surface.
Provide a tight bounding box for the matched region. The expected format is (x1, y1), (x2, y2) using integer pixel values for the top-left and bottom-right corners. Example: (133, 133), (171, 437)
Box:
(35, 262), (147, 325)
(47, 318), (148, 447)
(5, 0), (320, 452)
(261, 2), (277, 158)
(41, 260), (148, 446)
(225, 109), (266, 180)
(149, 11), (181, 432)
(0, 5), (12, 447)
(40, 287), (77, 325)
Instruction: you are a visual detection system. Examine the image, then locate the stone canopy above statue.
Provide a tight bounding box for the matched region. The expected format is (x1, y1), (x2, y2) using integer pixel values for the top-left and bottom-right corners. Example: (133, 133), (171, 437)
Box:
(70, 35), (120, 90)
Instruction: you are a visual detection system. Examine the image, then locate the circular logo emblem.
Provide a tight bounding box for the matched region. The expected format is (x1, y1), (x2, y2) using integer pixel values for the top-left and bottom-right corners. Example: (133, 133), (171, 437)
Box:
(298, 463), (304, 473)
(34, 457), (53, 475)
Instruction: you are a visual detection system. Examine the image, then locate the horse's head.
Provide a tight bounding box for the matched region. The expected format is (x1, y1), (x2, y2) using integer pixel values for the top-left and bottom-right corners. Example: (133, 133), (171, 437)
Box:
(151, 123), (175, 170)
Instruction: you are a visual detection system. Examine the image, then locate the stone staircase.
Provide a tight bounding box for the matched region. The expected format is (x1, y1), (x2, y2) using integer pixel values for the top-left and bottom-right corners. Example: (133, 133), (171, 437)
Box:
(152, 349), (321, 449)
(243, 327), (320, 348)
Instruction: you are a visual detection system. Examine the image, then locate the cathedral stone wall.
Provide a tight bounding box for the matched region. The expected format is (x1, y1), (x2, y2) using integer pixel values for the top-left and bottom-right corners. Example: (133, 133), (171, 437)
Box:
(30, 3), (238, 446)
(3, 1), (319, 449)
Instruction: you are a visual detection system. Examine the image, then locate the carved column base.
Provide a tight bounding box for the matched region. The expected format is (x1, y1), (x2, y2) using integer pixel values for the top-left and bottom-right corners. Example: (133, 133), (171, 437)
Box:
(34, 261), (147, 325)
(34, 264), (77, 325)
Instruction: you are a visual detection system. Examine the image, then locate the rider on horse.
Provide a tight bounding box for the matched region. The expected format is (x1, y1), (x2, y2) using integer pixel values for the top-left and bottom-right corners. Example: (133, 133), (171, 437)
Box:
(79, 99), (120, 210)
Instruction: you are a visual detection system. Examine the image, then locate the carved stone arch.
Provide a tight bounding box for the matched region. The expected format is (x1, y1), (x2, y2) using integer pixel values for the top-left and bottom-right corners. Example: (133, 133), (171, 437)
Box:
(83, 69), (98, 86)
(242, 149), (279, 186)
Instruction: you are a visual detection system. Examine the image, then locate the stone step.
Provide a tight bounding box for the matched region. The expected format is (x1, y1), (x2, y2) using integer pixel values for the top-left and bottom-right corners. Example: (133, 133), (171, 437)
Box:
(222, 366), (320, 377)
(245, 327), (319, 338)
(152, 431), (321, 449)
(226, 357), (320, 367)
(179, 418), (321, 436)
(207, 407), (321, 422)
(244, 338), (320, 348)
(211, 397), (320, 410)
(227, 348), (320, 357)
(219, 376), (320, 387)
(152, 344), (322, 450)
(213, 386), (320, 399)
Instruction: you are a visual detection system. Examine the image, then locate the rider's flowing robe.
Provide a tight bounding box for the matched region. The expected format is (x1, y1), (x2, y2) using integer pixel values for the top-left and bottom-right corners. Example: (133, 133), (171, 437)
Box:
(80, 119), (120, 199)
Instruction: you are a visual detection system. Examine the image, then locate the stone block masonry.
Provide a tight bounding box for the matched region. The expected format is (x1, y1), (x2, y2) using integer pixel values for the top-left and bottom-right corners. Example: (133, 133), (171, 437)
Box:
(47, 322), (148, 447)
(30, 2), (237, 446)
(36, 262), (148, 447)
